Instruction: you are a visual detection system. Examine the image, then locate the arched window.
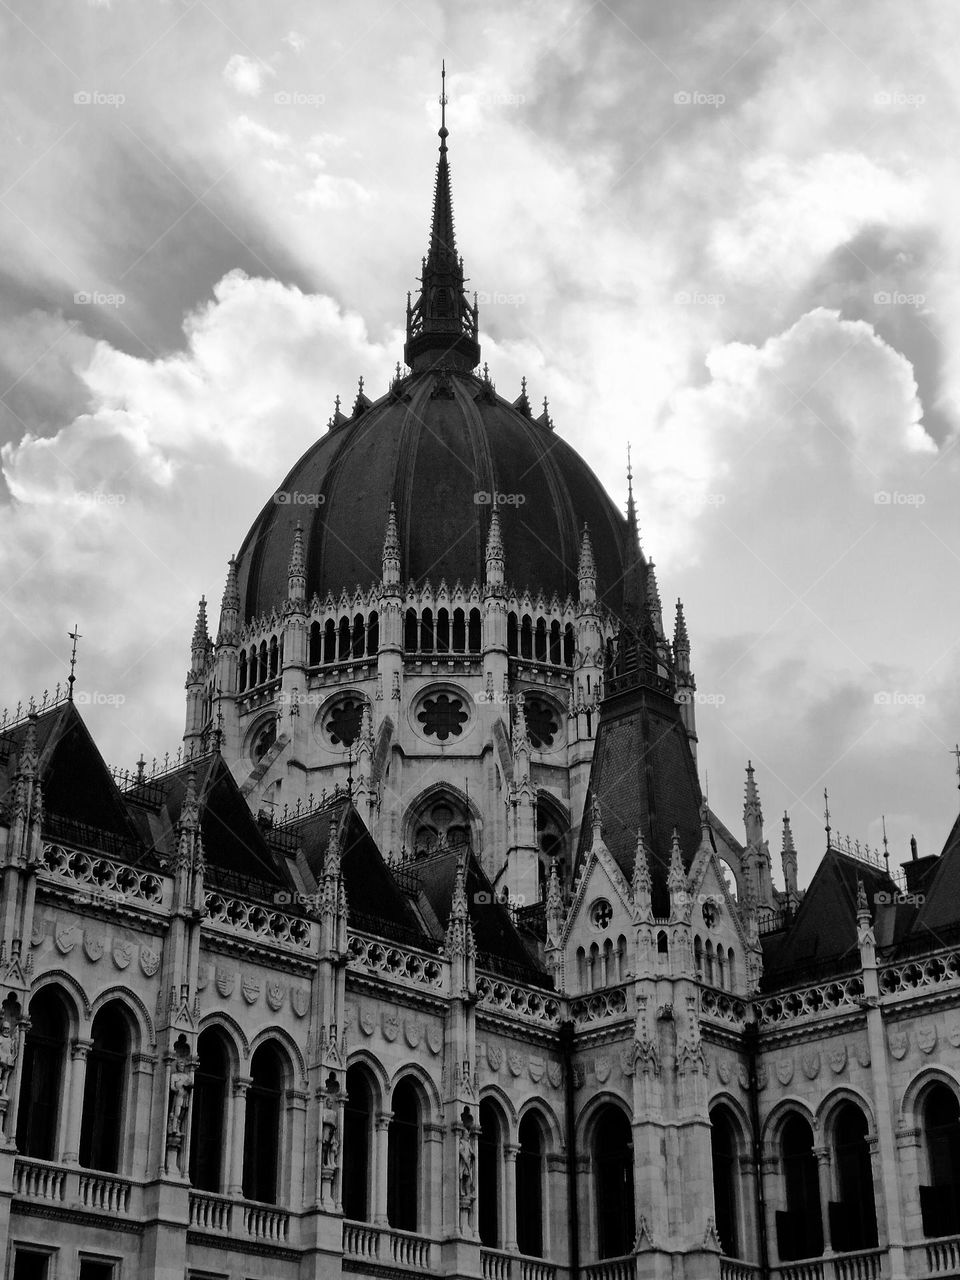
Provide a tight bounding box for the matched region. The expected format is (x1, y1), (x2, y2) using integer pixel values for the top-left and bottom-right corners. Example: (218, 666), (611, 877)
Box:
(338, 617), (351, 662)
(248, 646), (258, 686)
(436, 608), (450, 653)
(563, 623), (574, 667)
(657, 931), (668, 957)
(777, 1115), (823, 1261)
(342, 1065), (374, 1222)
(367, 611), (379, 655)
(595, 1106), (634, 1258)
(352, 614), (365, 658)
(716, 948), (726, 989)
(478, 1099), (502, 1246)
(268, 635), (279, 679)
(576, 947), (586, 992)
(694, 935), (703, 976)
(243, 1043), (284, 1204)
(238, 649), (247, 692)
(520, 616), (533, 660)
(388, 1078), (421, 1230)
(189, 1028), (229, 1192)
(323, 619), (336, 663)
(258, 640), (268, 683)
(534, 618), (547, 661)
(452, 608), (466, 652)
(829, 1103), (877, 1251)
(16, 988), (68, 1159)
(404, 609), (418, 652)
(420, 609), (435, 654)
(549, 620), (561, 665)
(79, 1004), (130, 1172)
(921, 1084), (960, 1237)
(507, 612), (518, 656)
(711, 1107), (740, 1257)
(728, 949), (736, 989)
(467, 603), (479, 648)
(517, 1112), (545, 1256)
(308, 621), (322, 666)
(705, 940), (714, 984)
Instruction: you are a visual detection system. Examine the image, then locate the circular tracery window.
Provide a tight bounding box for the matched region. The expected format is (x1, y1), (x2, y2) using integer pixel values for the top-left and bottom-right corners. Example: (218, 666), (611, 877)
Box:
(590, 899), (613, 930)
(524, 696), (560, 749)
(417, 693), (468, 741)
(325, 697), (364, 747)
(251, 720), (277, 763)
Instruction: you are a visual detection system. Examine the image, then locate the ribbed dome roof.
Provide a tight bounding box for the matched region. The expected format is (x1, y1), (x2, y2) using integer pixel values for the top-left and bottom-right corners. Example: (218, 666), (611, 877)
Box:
(235, 368), (631, 620)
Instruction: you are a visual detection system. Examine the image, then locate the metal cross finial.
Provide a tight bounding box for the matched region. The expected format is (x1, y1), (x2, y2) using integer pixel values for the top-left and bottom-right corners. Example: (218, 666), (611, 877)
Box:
(952, 744), (960, 790)
(824, 788), (831, 847)
(881, 814), (890, 873)
(67, 625), (82, 701)
(440, 61), (447, 132)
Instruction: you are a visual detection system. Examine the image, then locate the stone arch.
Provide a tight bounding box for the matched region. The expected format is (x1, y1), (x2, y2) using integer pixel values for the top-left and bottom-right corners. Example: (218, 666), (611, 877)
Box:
(761, 1096), (819, 1149)
(387, 1061), (442, 1124)
(899, 1065), (960, 1129)
(479, 1082), (518, 1138)
(28, 970), (90, 1028)
(89, 985), (155, 1050)
(197, 1011), (249, 1068)
(346, 1049), (390, 1111)
(816, 1086), (877, 1141)
(708, 1090), (753, 1151)
(574, 1089), (632, 1148)
(404, 779), (482, 857)
(248, 1026), (307, 1088)
(517, 1096), (563, 1151)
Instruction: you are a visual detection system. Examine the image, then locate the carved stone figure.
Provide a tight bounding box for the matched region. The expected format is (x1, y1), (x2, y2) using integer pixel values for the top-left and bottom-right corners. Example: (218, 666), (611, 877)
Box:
(167, 1061), (194, 1138)
(0, 1017), (17, 1098)
(458, 1132), (476, 1202)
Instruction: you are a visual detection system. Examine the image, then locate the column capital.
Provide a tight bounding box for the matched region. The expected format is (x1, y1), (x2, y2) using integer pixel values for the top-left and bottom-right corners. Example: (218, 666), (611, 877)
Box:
(812, 1145), (831, 1167)
(233, 1074), (253, 1097)
(375, 1111), (394, 1131)
(503, 1142), (520, 1163)
(423, 1122), (445, 1143)
(895, 1125), (921, 1149)
(71, 1037), (93, 1060)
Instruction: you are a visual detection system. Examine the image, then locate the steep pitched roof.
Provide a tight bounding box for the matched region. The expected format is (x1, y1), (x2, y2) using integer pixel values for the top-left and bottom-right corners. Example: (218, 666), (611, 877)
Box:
(905, 814), (960, 941)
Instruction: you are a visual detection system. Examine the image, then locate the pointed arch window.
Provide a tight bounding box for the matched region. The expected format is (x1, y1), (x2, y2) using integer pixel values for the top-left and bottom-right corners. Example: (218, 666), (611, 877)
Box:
(352, 614), (365, 658)
(308, 621), (322, 666)
(79, 1004), (130, 1172)
(516, 1112), (545, 1256)
(436, 608), (450, 653)
(342, 1065), (374, 1222)
(16, 988), (68, 1160)
(520, 616), (533, 660)
(921, 1084), (960, 1237)
(468, 607), (482, 652)
(387, 1077), (421, 1230)
(829, 1103), (877, 1251)
(478, 1099), (502, 1246)
(452, 608), (466, 652)
(243, 1042), (284, 1203)
(323, 619), (337, 663)
(777, 1114), (823, 1261)
(367, 611), (379, 655)
(507, 612), (518, 657)
(189, 1028), (229, 1192)
(404, 608), (418, 652)
(595, 1106), (634, 1259)
(711, 1106), (741, 1257)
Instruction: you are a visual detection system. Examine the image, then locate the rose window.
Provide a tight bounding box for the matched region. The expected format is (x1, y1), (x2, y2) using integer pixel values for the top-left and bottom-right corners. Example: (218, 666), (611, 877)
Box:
(417, 693), (468, 741)
(251, 721), (277, 763)
(325, 698), (364, 747)
(591, 899), (613, 929)
(525, 697), (560, 749)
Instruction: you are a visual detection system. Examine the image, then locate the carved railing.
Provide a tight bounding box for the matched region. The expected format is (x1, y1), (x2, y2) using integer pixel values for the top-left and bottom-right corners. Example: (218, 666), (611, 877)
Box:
(832, 1248), (884, 1279)
(243, 1201), (290, 1242)
(721, 1260), (763, 1280)
(776, 1263), (824, 1280)
(39, 842), (167, 909)
(346, 932), (446, 992)
(189, 1190), (233, 1232)
(13, 1157), (66, 1203)
(342, 1221), (437, 1270)
(481, 1249), (513, 1280)
(700, 988), (750, 1028)
(203, 891), (313, 950)
(879, 950), (960, 999)
(77, 1170), (132, 1213)
(583, 1257), (635, 1280)
(476, 972), (562, 1026)
(756, 976), (864, 1027)
(570, 983), (631, 1027)
(772, 1253), (886, 1280)
(912, 1233), (960, 1275)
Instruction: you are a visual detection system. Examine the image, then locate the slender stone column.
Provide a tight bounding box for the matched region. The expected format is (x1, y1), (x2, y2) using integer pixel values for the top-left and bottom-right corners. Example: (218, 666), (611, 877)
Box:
(227, 1076), (251, 1195)
(60, 1037), (92, 1163)
(503, 1143), (519, 1251)
(814, 1146), (833, 1256)
(373, 1112), (392, 1226)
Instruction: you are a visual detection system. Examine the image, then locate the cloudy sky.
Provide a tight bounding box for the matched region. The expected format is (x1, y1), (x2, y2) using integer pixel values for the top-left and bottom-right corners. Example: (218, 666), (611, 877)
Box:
(1, 0), (958, 884)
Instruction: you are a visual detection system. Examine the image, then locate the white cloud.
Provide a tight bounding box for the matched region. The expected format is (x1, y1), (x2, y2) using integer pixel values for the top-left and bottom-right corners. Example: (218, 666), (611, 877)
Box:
(223, 54), (274, 99)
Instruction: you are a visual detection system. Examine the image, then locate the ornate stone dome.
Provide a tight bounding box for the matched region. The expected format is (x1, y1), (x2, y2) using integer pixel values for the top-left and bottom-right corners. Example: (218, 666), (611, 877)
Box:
(234, 368), (632, 621)
(234, 80), (633, 623)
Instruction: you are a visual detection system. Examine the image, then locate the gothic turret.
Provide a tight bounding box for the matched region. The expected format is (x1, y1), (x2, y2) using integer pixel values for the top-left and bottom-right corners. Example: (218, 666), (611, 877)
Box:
(781, 811), (799, 903)
(287, 521), (306, 604)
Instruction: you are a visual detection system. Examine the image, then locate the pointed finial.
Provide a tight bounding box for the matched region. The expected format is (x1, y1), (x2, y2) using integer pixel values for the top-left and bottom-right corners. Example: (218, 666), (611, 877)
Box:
(179, 767), (199, 832)
(289, 521), (305, 575)
(952, 744), (960, 792)
(67, 625), (82, 700)
(439, 60), (448, 143)
(632, 827), (652, 898)
(591, 794), (603, 848)
(667, 827), (686, 896)
(451, 846), (468, 919)
(674, 599), (689, 651)
(882, 814), (890, 873)
(824, 788), (832, 848)
(782, 811), (796, 854)
(191, 598), (209, 659)
(626, 442), (638, 531)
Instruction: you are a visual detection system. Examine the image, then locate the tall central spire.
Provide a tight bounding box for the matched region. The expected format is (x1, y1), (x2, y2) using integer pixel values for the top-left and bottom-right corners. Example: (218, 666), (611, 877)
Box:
(404, 64), (481, 375)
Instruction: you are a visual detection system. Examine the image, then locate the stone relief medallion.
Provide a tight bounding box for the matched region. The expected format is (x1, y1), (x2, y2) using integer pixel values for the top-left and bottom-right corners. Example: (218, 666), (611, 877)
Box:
(112, 940), (133, 970)
(214, 966), (234, 997)
(619, 1047), (635, 1078)
(291, 988), (309, 1019)
(737, 1065), (749, 1091)
(82, 931), (104, 963)
(30, 920), (46, 947)
(801, 1051), (820, 1080)
(595, 1055), (611, 1084)
(918, 1025), (938, 1055)
(948, 1024), (960, 1048)
(507, 1050), (523, 1078)
(266, 983), (284, 1012)
(548, 1060), (563, 1089)
(487, 1042), (503, 1072)
(529, 1055), (545, 1084)
(382, 1012), (400, 1042)
(195, 963), (209, 990)
(717, 1057), (732, 1084)
(427, 1024), (443, 1056)
(756, 1064), (769, 1089)
(404, 1018), (421, 1049)
(241, 977), (261, 1005)
(828, 1045), (847, 1074)
(776, 1058), (794, 1085)
(359, 1006), (376, 1037)
(55, 925), (79, 955)
(140, 946), (161, 978)
(855, 1041), (872, 1067)
(572, 1062), (585, 1088)
(888, 1030), (909, 1061)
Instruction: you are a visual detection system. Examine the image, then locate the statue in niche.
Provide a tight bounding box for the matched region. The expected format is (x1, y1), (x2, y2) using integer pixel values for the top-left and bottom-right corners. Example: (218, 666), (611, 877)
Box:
(458, 1132), (476, 1202)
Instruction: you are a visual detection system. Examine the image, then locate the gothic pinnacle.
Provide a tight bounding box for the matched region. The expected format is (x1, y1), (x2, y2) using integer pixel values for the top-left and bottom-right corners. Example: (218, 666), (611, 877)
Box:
(782, 811), (796, 855)
(667, 828), (686, 896)
(632, 827), (652, 897)
(674, 599), (689, 653)
(219, 556), (240, 638)
(191, 597), (210, 660)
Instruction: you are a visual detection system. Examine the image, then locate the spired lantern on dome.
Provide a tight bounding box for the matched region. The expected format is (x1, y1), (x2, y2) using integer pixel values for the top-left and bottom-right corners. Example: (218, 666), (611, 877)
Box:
(404, 63), (481, 375)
